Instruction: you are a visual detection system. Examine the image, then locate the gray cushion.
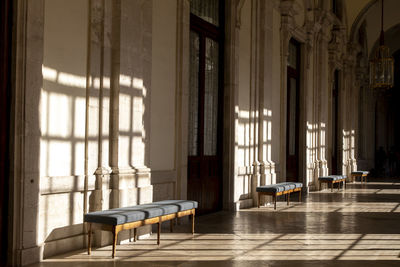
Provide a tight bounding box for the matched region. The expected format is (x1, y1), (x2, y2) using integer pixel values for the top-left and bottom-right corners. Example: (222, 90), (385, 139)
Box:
(331, 175), (346, 180)
(257, 184), (287, 193)
(84, 200), (198, 226)
(256, 182), (294, 193)
(351, 171), (369, 175)
(319, 175), (346, 181)
(153, 200), (198, 211)
(279, 182), (296, 190)
(319, 176), (335, 181)
(292, 182), (303, 189)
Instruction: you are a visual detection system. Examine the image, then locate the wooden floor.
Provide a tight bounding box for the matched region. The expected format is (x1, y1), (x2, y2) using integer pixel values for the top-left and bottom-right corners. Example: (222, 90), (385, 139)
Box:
(29, 180), (400, 266)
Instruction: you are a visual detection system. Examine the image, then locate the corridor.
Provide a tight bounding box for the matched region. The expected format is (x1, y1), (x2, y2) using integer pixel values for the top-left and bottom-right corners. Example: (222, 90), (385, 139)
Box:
(30, 180), (400, 267)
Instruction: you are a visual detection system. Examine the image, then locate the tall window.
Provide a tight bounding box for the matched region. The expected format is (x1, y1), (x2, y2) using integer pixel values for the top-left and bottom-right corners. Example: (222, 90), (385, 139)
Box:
(188, 0), (222, 157)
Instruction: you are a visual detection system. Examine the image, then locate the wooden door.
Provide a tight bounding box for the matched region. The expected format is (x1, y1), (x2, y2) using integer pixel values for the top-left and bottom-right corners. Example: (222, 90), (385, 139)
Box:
(286, 39), (300, 182)
(187, 2), (223, 215)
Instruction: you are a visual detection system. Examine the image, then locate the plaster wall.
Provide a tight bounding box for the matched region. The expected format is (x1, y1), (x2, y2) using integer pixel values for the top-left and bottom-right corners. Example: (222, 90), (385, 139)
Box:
(271, 5), (282, 177)
(150, 0), (176, 172)
(40, 0), (90, 258)
(236, 0), (251, 201)
(36, 0), (154, 260)
(150, 0), (177, 201)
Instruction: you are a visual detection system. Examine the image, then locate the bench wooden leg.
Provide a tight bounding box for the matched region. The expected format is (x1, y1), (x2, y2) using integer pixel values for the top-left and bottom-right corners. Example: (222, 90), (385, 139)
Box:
(299, 190), (301, 202)
(112, 226), (117, 258)
(87, 223), (92, 255)
(157, 221), (161, 245)
(287, 192), (290, 205)
(274, 194), (277, 210)
(331, 181), (333, 192)
(134, 228), (137, 242)
(192, 210), (195, 235)
(170, 219), (173, 232)
(258, 193), (260, 208)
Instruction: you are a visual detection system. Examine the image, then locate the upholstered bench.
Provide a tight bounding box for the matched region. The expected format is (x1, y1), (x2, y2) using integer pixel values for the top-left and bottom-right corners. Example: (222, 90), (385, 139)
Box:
(257, 182), (303, 210)
(318, 175), (346, 192)
(351, 171), (369, 183)
(84, 200), (198, 258)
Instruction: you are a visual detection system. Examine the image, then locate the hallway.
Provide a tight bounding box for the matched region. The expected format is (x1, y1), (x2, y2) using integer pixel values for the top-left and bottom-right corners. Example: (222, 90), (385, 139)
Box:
(30, 181), (400, 267)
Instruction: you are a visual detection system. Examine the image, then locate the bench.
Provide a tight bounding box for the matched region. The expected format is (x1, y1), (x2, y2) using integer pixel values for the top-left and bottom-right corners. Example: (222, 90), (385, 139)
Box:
(318, 175), (346, 192)
(84, 200), (198, 258)
(256, 182), (303, 210)
(351, 171), (369, 183)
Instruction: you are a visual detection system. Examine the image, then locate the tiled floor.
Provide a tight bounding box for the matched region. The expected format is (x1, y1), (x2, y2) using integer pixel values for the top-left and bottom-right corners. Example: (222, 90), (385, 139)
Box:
(30, 181), (400, 266)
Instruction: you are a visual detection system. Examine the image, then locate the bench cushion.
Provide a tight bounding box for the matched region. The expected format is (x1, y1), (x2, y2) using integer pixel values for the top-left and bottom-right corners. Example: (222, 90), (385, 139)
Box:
(319, 175), (347, 181)
(331, 175), (347, 180)
(256, 182), (303, 193)
(279, 182), (296, 190)
(256, 183), (293, 193)
(84, 200), (198, 226)
(291, 182), (303, 189)
(351, 171), (369, 175)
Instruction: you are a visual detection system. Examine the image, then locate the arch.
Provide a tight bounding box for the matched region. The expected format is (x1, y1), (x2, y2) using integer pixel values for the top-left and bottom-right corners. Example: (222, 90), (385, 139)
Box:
(349, 0), (377, 43)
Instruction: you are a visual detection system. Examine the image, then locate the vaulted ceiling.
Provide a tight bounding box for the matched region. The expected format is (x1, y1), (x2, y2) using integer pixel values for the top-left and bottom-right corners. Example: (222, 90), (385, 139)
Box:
(345, 0), (372, 35)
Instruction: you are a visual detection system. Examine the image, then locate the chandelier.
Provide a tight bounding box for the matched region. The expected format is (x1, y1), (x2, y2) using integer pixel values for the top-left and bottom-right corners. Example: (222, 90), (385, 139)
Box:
(369, 0), (394, 89)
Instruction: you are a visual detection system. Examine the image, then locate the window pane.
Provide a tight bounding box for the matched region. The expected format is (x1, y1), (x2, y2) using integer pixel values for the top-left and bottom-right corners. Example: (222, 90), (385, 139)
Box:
(189, 31), (200, 156)
(204, 38), (219, 156)
(190, 0), (219, 26)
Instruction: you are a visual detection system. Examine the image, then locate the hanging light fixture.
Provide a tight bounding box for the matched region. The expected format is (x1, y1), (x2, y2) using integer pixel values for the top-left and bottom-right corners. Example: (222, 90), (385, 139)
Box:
(369, 0), (394, 89)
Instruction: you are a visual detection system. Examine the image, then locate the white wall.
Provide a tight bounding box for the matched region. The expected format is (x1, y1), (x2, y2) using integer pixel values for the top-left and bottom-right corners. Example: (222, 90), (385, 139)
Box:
(150, 0), (177, 171)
